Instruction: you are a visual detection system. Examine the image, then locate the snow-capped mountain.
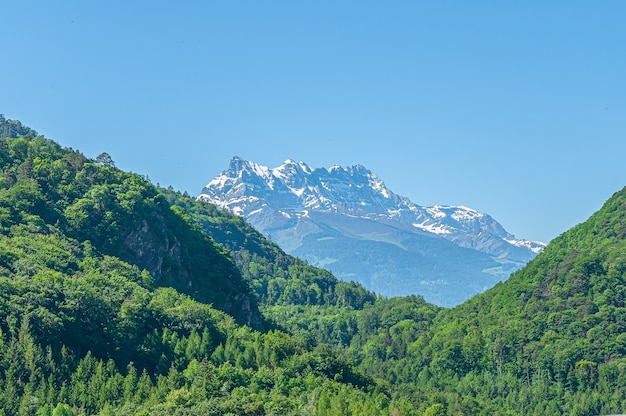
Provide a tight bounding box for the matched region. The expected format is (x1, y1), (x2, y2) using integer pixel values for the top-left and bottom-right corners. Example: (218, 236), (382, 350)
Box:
(198, 156), (545, 306)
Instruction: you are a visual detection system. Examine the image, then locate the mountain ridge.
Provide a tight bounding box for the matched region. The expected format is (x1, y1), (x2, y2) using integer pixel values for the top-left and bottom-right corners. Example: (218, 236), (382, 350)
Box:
(199, 156), (545, 305)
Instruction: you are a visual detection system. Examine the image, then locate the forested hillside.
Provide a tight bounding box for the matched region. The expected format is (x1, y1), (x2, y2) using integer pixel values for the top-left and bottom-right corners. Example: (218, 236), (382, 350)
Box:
(189, 184), (626, 414)
(0, 123), (259, 326)
(1, 116), (626, 415)
(0, 119), (395, 415)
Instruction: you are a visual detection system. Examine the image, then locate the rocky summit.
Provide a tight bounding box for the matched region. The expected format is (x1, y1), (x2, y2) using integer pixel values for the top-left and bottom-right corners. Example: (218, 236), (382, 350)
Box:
(198, 156), (545, 306)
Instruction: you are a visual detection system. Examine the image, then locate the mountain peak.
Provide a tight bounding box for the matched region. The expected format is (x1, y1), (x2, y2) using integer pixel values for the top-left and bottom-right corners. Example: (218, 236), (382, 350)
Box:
(275, 159), (313, 176)
(227, 155), (246, 173)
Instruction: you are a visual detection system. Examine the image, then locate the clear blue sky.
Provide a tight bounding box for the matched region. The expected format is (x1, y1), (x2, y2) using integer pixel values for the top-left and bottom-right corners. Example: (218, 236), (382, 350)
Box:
(2, 1), (625, 243)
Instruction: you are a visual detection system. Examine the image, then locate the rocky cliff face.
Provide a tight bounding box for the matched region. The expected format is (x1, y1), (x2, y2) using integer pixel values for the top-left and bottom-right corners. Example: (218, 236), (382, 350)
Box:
(118, 205), (262, 328)
(199, 157), (545, 306)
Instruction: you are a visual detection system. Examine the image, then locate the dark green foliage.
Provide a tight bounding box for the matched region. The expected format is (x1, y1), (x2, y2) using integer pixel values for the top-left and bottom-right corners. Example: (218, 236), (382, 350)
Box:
(0, 114), (38, 139)
(349, 187), (626, 414)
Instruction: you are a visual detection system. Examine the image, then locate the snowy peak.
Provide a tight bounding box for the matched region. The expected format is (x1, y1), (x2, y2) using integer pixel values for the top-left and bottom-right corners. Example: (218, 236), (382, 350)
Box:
(204, 157), (400, 214)
(199, 157), (545, 263)
(198, 157), (546, 305)
(413, 205), (545, 255)
(272, 159), (313, 192)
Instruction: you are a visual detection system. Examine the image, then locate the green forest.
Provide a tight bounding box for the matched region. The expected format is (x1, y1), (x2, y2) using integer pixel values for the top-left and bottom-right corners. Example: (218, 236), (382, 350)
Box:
(1, 115), (626, 415)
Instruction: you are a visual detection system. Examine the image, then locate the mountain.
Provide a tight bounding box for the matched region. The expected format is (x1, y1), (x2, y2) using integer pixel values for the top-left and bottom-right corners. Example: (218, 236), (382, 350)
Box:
(198, 156), (545, 306)
(0, 130), (261, 327)
(3, 115), (626, 414)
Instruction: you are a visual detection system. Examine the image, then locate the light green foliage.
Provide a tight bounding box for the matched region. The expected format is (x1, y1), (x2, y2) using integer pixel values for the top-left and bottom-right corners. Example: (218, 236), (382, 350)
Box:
(2, 117), (626, 415)
(0, 128), (260, 326)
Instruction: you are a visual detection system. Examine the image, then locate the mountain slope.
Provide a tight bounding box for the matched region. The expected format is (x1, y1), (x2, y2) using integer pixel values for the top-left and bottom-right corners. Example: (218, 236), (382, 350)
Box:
(0, 133), (261, 326)
(199, 156), (544, 305)
(362, 185), (626, 414)
(447, 185), (626, 371)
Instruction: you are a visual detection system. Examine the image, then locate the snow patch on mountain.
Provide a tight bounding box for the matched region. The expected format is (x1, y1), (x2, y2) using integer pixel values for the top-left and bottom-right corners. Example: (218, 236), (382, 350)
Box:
(413, 222), (452, 235)
(505, 238), (545, 254)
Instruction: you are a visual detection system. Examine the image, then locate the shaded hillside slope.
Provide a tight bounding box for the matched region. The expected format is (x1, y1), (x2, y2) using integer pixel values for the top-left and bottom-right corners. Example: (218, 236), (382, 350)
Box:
(0, 132), (260, 326)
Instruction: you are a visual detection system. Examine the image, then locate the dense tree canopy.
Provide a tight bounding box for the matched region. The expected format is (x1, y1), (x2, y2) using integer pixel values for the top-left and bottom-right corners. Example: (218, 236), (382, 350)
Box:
(1, 116), (626, 415)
